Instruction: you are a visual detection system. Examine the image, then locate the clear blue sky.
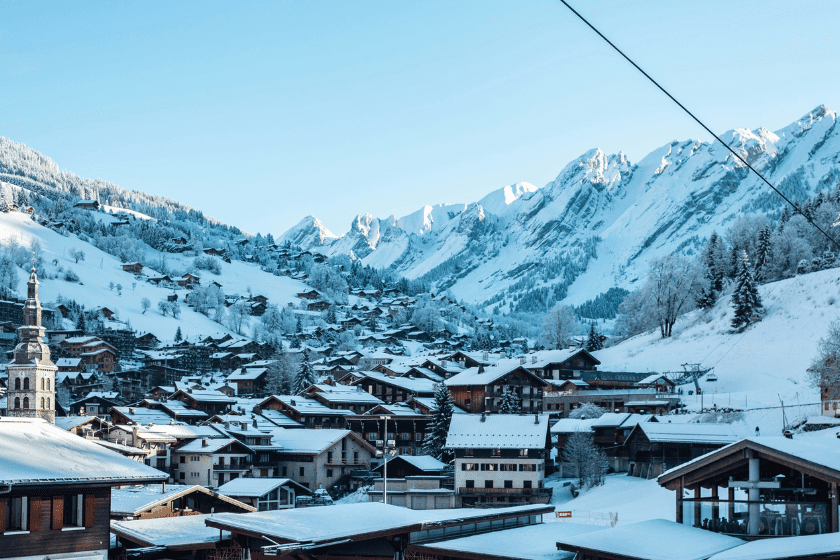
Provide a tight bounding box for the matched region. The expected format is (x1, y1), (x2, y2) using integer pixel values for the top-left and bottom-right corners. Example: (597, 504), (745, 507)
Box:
(2, 1), (838, 237)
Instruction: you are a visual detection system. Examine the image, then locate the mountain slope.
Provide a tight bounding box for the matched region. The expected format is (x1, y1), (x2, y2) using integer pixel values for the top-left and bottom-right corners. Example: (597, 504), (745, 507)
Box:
(284, 106), (840, 311)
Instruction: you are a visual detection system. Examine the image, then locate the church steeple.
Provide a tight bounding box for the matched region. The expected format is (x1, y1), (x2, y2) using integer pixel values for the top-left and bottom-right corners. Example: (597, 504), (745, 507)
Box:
(8, 258), (57, 423)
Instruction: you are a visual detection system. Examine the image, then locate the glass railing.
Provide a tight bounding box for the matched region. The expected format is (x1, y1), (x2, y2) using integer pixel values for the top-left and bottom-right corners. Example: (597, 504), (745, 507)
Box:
(682, 501), (828, 536)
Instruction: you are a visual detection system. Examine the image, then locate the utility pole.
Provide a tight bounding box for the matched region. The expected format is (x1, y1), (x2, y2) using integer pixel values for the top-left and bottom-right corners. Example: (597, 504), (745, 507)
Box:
(378, 415), (395, 504)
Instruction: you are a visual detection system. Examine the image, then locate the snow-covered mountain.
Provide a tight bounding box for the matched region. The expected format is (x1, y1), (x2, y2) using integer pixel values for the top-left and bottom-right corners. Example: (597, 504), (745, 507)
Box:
(282, 106), (840, 312)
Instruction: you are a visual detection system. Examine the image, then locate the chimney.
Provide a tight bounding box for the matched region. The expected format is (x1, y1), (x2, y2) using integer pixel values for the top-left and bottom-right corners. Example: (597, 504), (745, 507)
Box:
(459, 359), (465, 368)
(129, 408), (135, 415)
(240, 421), (248, 431)
(253, 418), (258, 428)
(477, 365), (484, 374)
(519, 356), (525, 365)
(253, 405), (262, 415)
(290, 399), (296, 406)
(224, 421), (230, 429)
(480, 412), (486, 422)
(202, 438), (209, 447)
(441, 359), (447, 368)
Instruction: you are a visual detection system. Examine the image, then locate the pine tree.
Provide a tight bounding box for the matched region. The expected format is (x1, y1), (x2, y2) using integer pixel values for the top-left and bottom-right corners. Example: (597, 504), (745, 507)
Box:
(421, 383), (455, 460)
(585, 322), (602, 351)
(292, 348), (317, 393)
(174, 326), (183, 342)
(498, 389), (521, 414)
(290, 336), (301, 349)
(265, 345), (292, 396)
(754, 226), (772, 282)
(731, 251), (764, 332)
(779, 205), (792, 230)
(326, 305), (337, 324)
(295, 317), (302, 334)
(76, 312), (86, 333)
(697, 233), (724, 310)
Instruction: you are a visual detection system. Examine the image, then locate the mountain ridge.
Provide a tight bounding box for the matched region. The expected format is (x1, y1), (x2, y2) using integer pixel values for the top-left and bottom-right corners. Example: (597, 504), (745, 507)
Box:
(281, 105), (840, 312)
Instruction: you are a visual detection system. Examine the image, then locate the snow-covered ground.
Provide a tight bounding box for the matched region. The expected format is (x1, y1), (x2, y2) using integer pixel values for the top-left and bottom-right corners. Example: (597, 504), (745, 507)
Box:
(545, 474), (675, 526)
(594, 267), (840, 434)
(0, 211), (311, 343)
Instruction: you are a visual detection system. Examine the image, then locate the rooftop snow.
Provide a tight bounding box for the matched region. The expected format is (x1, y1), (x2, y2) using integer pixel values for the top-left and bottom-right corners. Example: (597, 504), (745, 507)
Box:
(446, 414), (549, 449)
(0, 418), (166, 486)
(217, 477), (308, 497)
(111, 513), (231, 549)
(556, 519), (744, 560)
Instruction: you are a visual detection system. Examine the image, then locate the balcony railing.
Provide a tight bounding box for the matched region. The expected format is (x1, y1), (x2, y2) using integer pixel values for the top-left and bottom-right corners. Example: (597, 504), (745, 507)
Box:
(325, 458), (367, 466)
(213, 463), (250, 471)
(459, 486), (552, 497)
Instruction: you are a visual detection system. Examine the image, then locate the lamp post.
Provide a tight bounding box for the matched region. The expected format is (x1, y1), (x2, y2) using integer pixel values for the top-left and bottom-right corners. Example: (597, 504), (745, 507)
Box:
(377, 415), (396, 504)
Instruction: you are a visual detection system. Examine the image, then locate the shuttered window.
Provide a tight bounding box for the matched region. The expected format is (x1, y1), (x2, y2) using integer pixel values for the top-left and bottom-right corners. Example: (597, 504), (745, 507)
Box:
(84, 494), (95, 527)
(28, 497), (41, 531)
(0, 499), (6, 534)
(52, 496), (64, 530)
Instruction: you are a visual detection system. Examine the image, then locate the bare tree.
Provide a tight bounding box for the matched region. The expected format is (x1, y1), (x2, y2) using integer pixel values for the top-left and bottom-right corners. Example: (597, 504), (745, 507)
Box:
(645, 253), (700, 338)
(562, 431), (608, 489)
(808, 319), (840, 400)
(541, 303), (578, 349)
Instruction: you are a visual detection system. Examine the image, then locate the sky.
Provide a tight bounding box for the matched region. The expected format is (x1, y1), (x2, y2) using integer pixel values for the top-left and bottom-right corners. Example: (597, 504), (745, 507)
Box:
(1, 1), (839, 238)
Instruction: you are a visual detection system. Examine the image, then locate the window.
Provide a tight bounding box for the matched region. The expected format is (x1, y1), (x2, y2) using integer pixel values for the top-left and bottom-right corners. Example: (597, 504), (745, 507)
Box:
(462, 463), (478, 471)
(484, 480), (494, 489)
(353, 451), (359, 462)
(5, 497), (27, 531)
(464, 398), (471, 406)
(14, 378), (20, 390)
(327, 451), (333, 463)
(180, 456), (186, 463)
(465, 480), (475, 488)
(415, 433), (423, 441)
(519, 464), (536, 472)
(13, 397), (20, 409)
(519, 449), (529, 457)
(46, 398), (50, 410)
(504, 480), (513, 488)
(524, 480), (532, 489)
(40, 397), (44, 409)
(179, 472), (185, 480)
(500, 463), (517, 471)
(23, 397), (29, 410)
(327, 469), (333, 478)
(481, 463), (497, 471)
(47, 379), (50, 390)
(465, 448), (474, 457)
(492, 448), (501, 457)
(41, 379), (44, 390)
(63, 494), (84, 527)
(299, 466), (305, 477)
(282, 466), (288, 476)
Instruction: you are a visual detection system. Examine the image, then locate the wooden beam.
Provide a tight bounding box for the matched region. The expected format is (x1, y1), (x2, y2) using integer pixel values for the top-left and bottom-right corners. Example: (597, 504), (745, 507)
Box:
(833, 482), (839, 533)
(676, 477), (683, 524)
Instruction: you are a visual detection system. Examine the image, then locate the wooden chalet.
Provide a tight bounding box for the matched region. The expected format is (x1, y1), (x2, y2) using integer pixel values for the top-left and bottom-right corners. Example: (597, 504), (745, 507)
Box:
(345, 403), (431, 456)
(444, 359), (547, 414)
(0, 418), (165, 560)
(110, 483), (255, 520)
(74, 199), (100, 210)
(121, 262), (144, 274)
(296, 289), (321, 300)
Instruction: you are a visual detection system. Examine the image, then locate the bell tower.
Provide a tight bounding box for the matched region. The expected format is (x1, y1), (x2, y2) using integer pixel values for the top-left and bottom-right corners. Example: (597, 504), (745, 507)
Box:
(7, 262), (57, 423)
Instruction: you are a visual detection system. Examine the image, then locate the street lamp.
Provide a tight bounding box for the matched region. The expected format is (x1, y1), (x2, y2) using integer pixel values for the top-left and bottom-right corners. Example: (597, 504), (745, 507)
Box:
(376, 415), (396, 504)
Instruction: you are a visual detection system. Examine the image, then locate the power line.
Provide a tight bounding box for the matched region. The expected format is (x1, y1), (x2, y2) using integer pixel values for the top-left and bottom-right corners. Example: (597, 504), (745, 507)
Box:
(558, 0), (840, 251)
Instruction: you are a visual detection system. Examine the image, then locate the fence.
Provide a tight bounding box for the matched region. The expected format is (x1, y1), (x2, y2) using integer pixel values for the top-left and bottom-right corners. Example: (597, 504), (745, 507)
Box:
(555, 509), (618, 527)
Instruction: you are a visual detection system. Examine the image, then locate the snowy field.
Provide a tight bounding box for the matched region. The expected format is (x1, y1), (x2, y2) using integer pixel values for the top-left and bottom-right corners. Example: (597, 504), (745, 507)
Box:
(594, 267), (840, 433)
(0, 211), (311, 342)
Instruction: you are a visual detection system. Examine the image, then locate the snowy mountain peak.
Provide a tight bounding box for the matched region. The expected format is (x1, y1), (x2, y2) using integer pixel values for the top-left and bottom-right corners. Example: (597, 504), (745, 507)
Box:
(278, 215), (337, 248)
(395, 203), (466, 236)
(477, 182), (538, 216)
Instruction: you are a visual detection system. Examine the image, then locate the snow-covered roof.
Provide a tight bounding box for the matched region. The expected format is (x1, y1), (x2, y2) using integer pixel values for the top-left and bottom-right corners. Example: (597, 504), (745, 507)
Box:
(54, 415), (102, 430)
(661, 436), (840, 481)
(227, 367), (268, 381)
(0, 418), (166, 486)
(268, 395), (353, 416)
(445, 359), (545, 387)
(111, 513), (231, 549)
(630, 422), (742, 444)
(55, 357), (83, 367)
(311, 384), (384, 404)
(393, 454), (447, 472)
(176, 437), (252, 454)
(112, 406), (176, 425)
(217, 477), (310, 498)
(527, 348), (601, 368)
(446, 414), (549, 449)
(272, 428), (357, 454)
(112, 484), (197, 516)
(417, 520), (603, 560)
(205, 502), (551, 545)
(556, 519), (744, 560)
(591, 412), (631, 428)
(549, 418), (598, 434)
(411, 396), (468, 414)
(705, 531), (840, 560)
(356, 371), (438, 393)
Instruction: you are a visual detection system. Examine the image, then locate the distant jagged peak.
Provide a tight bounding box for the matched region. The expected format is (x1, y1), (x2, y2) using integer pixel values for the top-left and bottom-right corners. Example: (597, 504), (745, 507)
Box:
(545, 148), (631, 197)
(279, 214), (337, 248)
(395, 203), (465, 236)
(477, 182), (537, 216)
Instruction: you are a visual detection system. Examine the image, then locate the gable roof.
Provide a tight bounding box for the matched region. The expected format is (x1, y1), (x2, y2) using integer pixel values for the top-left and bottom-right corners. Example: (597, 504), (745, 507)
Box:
(446, 414), (549, 449)
(272, 428), (374, 455)
(627, 422), (743, 445)
(659, 436), (840, 488)
(445, 359), (547, 387)
(0, 418), (166, 486)
(217, 477), (311, 498)
(111, 484), (256, 516)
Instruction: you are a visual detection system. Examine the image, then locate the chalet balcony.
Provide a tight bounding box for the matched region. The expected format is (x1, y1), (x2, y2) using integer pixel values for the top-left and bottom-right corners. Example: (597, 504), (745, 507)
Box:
(458, 487), (553, 497)
(325, 458), (367, 467)
(213, 463), (250, 471)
